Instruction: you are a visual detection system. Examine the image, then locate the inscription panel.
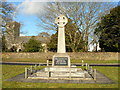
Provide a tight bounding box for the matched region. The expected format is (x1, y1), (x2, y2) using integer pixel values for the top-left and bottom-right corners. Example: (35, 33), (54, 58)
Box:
(54, 57), (68, 66)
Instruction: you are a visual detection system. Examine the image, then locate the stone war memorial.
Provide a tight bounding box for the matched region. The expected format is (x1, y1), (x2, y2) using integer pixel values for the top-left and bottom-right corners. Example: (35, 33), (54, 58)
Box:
(26, 15), (96, 80)
(52, 14), (70, 67)
(25, 15), (89, 79)
(6, 15), (116, 84)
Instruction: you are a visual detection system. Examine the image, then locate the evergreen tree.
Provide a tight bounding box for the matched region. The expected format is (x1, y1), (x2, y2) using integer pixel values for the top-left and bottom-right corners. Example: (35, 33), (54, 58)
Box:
(23, 37), (43, 52)
(1, 35), (6, 52)
(95, 6), (120, 52)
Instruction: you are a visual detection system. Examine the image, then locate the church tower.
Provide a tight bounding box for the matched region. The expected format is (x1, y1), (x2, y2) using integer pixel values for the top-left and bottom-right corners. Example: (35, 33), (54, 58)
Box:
(5, 21), (20, 50)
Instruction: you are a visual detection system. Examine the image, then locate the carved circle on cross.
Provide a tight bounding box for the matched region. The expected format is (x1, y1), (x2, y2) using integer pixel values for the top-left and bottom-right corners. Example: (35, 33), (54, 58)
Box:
(55, 14), (68, 27)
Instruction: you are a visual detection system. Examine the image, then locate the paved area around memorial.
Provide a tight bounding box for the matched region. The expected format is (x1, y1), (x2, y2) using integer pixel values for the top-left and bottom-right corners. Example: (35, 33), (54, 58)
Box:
(5, 70), (116, 84)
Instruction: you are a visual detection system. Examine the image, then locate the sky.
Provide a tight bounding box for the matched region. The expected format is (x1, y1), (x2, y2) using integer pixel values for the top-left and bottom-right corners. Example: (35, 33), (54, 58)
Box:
(12, 1), (48, 36)
(6, 0), (119, 36)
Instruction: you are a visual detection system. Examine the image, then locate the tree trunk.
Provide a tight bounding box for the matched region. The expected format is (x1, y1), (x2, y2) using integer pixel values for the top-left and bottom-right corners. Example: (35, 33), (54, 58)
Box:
(84, 31), (88, 52)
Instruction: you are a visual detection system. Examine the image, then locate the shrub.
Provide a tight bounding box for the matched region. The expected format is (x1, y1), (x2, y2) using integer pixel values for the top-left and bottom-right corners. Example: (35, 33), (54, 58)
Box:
(23, 36), (43, 52)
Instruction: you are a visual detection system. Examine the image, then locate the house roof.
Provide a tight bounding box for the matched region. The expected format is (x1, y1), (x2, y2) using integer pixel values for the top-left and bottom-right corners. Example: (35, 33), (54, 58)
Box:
(15, 36), (50, 44)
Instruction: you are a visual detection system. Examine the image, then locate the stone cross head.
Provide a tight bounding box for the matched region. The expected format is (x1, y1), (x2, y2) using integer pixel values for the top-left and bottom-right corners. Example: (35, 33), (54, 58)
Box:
(55, 14), (68, 27)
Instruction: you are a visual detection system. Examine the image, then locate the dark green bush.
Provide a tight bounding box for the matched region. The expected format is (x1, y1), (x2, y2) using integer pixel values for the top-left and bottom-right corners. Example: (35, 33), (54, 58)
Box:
(23, 37), (43, 52)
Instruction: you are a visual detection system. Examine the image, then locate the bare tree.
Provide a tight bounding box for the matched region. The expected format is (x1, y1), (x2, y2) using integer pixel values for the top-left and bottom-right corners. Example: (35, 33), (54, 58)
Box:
(37, 2), (116, 51)
(0, 1), (15, 34)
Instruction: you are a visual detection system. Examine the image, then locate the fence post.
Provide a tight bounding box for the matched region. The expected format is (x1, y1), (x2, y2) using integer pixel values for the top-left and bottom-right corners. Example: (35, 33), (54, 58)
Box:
(88, 64), (89, 71)
(39, 63), (41, 67)
(86, 63), (88, 70)
(25, 68), (28, 79)
(82, 60), (84, 66)
(35, 64), (37, 71)
(69, 67), (71, 79)
(90, 66), (92, 70)
(90, 66), (92, 74)
(30, 66), (32, 73)
(94, 69), (96, 80)
(47, 60), (49, 66)
(48, 67), (51, 78)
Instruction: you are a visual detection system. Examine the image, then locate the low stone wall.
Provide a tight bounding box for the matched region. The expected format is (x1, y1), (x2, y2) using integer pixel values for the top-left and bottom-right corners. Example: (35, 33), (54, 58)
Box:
(2, 52), (119, 60)
(68, 52), (119, 60)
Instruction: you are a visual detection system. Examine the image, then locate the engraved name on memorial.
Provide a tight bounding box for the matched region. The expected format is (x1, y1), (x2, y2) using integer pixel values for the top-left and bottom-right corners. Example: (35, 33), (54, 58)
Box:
(54, 57), (68, 66)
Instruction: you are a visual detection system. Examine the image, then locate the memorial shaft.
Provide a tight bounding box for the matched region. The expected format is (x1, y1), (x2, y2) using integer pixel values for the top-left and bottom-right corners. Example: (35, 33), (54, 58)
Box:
(57, 27), (66, 53)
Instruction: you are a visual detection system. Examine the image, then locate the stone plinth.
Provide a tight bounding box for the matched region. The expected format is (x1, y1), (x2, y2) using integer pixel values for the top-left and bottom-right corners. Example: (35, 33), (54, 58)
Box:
(52, 53), (70, 67)
(57, 27), (66, 53)
(44, 67), (82, 72)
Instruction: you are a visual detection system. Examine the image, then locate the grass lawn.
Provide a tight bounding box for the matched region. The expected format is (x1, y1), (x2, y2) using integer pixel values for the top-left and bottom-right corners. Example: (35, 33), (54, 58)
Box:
(2, 58), (119, 64)
(2, 65), (119, 88)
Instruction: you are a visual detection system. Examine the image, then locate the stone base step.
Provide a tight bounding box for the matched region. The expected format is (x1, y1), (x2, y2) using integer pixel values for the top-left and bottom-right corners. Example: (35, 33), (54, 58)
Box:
(35, 72), (85, 77)
(28, 76), (93, 80)
(44, 67), (83, 72)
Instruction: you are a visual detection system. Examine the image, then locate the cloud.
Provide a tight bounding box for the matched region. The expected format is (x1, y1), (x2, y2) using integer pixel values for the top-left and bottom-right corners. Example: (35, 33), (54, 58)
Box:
(20, 33), (25, 36)
(16, 0), (48, 16)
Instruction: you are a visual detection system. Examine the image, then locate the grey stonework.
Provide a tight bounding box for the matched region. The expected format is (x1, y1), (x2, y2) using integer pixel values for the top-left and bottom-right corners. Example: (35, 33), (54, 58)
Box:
(5, 21), (50, 52)
(2, 52), (119, 61)
(5, 21), (20, 50)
